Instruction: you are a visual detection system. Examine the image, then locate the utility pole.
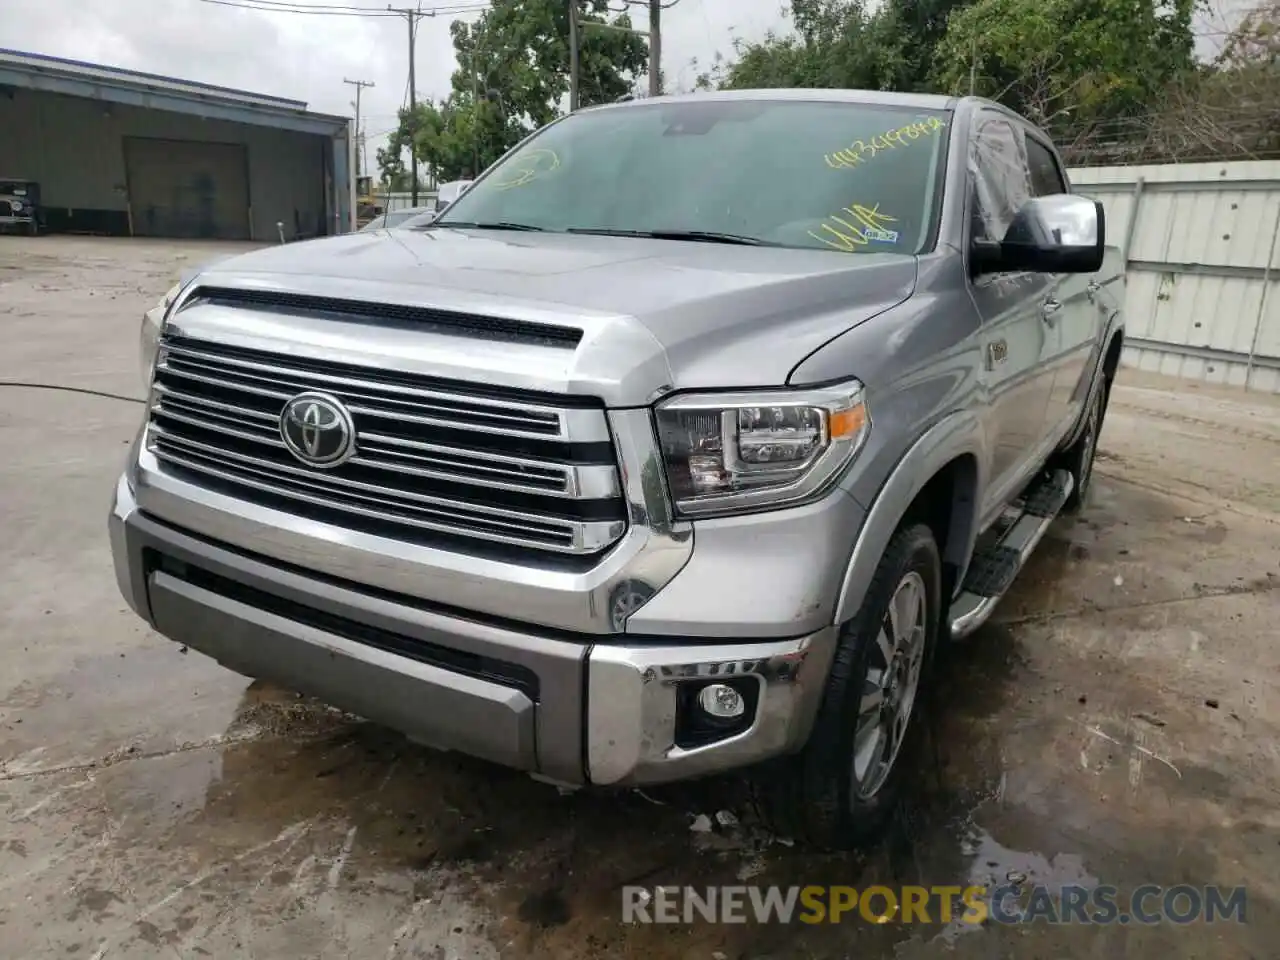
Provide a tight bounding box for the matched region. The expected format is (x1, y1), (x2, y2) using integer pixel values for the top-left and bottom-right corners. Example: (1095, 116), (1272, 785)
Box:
(407, 11), (419, 204)
(390, 6), (429, 204)
(342, 78), (374, 177)
(568, 0), (580, 111)
(471, 25), (482, 176)
(969, 36), (977, 96)
(648, 0), (662, 97)
(580, 5), (656, 100)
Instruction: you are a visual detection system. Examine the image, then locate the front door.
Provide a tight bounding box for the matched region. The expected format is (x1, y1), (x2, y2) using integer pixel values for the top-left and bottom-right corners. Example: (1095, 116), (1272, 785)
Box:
(1025, 135), (1099, 443)
(966, 113), (1059, 519)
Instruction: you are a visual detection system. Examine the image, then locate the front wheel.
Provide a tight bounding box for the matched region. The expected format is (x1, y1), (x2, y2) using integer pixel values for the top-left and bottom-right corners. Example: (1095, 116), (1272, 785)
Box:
(1058, 379), (1108, 513)
(754, 523), (941, 850)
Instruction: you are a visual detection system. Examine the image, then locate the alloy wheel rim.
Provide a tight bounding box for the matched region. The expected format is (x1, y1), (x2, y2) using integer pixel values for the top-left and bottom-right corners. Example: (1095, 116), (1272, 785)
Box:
(851, 570), (928, 801)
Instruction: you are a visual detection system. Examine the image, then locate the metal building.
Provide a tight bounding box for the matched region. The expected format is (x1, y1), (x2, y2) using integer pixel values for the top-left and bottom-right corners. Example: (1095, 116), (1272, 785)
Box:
(0, 48), (353, 241)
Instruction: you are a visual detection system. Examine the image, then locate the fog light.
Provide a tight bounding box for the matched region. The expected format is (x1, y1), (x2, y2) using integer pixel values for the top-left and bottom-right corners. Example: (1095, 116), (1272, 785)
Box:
(697, 683), (745, 719)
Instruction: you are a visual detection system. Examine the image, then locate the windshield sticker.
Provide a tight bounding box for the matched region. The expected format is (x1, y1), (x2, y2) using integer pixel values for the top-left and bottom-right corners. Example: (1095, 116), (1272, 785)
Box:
(492, 148), (561, 190)
(824, 117), (944, 170)
(808, 203), (899, 252)
(862, 227), (899, 243)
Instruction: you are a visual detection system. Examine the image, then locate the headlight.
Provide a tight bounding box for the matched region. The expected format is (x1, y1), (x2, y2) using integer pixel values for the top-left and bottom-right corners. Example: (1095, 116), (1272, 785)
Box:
(140, 282), (182, 386)
(654, 382), (870, 517)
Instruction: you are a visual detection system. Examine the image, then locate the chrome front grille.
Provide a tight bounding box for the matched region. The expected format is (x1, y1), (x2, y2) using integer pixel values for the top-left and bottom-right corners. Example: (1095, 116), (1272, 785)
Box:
(146, 335), (627, 556)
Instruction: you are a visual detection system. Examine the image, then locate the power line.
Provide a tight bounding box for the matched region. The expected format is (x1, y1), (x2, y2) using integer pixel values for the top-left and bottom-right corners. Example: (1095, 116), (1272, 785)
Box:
(226, 0), (400, 10)
(197, 0), (401, 16)
(195, 0), (491, 16)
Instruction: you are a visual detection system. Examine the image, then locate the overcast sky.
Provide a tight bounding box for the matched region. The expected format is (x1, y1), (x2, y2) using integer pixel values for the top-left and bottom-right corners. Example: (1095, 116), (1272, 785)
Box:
(0, 0), (1249, 172)
(0, 0), (786, 169)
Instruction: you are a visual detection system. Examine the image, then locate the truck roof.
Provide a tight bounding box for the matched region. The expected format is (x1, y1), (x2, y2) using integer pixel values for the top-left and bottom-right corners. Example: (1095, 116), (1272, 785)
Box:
(592, 87), (960, 113)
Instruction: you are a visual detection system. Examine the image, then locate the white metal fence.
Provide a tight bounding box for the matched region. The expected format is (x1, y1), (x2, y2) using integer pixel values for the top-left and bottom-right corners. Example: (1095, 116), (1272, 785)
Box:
(1068, 160), (1280, 393)
(378, 191), (439, 213)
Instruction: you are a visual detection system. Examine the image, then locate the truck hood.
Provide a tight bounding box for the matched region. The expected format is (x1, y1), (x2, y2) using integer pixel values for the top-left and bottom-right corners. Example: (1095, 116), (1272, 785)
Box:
(180, 228), (917, 405)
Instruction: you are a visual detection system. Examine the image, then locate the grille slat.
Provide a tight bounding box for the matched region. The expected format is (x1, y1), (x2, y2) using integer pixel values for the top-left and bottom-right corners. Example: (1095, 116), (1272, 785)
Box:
(155, 442), (613, 550)
(162, 342), (579, 440)
(151, 426), (593, 529)
(153, 383), (278, 422)
(153, 405), (286, 448)
(147, 333), (626, 558)
(160, 360), (293, 402)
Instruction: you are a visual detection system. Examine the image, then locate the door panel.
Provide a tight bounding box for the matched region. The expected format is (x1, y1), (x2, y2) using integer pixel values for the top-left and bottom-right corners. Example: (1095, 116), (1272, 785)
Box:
(967, 113), (1058, 516)
(1023, 134), (1096, 443)
(125, 137), (250, 240)
(1043, 271), (1099, 442)
(971, 271), (1056, 511)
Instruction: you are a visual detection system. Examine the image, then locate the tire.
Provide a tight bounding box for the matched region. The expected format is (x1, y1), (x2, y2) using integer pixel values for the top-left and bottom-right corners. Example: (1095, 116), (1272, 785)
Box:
(1058, 377), (1109, 514)
(754, 523), (942, 850)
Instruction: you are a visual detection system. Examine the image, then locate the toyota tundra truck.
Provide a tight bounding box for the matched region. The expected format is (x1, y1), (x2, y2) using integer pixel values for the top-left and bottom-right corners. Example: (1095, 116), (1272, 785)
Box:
(110, 89), (1124, 849)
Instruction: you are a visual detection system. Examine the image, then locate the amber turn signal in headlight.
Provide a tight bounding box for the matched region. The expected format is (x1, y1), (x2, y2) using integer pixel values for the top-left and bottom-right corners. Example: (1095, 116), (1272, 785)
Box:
(653, 381), (870, 517)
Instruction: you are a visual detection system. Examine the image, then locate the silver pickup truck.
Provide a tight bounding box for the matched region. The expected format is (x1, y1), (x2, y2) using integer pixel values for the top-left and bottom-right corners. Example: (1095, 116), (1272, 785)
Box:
(111, 89), (1123, 849)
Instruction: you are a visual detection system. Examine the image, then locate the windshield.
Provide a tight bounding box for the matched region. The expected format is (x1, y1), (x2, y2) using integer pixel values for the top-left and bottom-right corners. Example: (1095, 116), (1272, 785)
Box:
(436, 99), (950, 254)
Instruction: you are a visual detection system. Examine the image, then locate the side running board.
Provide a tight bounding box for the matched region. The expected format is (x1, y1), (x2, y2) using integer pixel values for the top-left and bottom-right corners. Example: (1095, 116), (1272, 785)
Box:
(949, 469), (1074, 640)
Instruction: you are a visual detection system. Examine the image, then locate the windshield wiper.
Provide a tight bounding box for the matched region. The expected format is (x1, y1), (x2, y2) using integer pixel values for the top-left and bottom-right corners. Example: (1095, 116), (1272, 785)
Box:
(566, 227), (773, 246)
(432, 220), (546, 232)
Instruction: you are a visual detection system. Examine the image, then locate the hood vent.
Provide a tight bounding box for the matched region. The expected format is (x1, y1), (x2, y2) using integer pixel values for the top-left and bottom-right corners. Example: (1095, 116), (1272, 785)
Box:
(185, 286), (584, 349)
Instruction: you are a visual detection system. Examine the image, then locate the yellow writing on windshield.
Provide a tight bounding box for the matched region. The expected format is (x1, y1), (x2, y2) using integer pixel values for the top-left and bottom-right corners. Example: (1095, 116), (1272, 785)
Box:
(492, 148), (561, 190)
(824, 117), (944, 169)
(808, 203), (899, 252)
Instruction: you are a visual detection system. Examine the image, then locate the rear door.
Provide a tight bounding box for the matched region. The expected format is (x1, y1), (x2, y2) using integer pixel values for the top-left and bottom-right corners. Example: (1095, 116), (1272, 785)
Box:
(966, 111), (1059, 517)
(1025, 133), (1098, 443)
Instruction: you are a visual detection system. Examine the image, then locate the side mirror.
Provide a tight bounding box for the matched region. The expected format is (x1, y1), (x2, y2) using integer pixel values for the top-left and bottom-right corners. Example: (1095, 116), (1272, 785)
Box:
(973, 194), (1105, 275)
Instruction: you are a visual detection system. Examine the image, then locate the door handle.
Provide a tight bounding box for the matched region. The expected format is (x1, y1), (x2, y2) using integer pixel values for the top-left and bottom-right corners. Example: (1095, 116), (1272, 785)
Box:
(1041, 298), (1062, 325)
(1086, 280), (1099, 303)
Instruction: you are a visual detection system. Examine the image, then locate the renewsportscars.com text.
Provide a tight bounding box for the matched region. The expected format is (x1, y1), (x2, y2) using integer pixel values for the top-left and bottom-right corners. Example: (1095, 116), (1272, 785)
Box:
(622, 884), (1248, 926)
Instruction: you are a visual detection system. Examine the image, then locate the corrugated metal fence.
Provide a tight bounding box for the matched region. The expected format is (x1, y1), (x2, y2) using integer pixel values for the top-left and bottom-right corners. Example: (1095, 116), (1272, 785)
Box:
(1068, 160), (1280, 393)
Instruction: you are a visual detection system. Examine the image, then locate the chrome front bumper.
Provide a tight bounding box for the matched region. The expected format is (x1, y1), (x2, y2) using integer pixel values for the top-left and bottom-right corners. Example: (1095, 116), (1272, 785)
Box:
(110, 475), (841, 785)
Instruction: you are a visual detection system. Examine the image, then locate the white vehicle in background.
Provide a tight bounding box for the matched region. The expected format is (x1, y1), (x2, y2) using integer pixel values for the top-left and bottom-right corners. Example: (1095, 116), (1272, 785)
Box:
(434, 179), (473, 215)
(359, 206), (436, 232)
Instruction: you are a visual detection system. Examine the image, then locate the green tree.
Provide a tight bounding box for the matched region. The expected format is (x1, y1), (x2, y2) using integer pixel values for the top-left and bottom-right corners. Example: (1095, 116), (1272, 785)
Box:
(377, 0), (648, 184)
(1123, 0), (1280, 164)
(699, 0), (1202, 148)
(374, 125), (410, 188)
(696, 0), (958, 93)
(933, 0), (1200, 130)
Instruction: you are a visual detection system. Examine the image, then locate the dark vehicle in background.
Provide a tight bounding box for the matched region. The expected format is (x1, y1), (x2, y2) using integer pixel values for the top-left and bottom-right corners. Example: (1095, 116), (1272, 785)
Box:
(0, 177), (40, 235)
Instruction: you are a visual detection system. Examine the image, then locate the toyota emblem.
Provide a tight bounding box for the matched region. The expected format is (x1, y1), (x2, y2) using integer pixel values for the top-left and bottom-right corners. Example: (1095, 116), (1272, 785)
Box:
(279, 392), (356, 468)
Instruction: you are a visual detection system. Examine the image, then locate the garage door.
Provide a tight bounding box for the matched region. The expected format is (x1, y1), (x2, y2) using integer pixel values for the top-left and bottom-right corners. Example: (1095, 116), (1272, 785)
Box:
(125, 137), (250, 240)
